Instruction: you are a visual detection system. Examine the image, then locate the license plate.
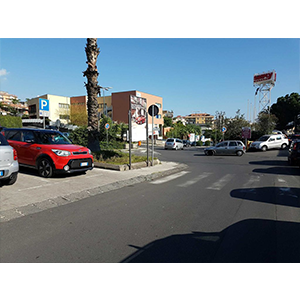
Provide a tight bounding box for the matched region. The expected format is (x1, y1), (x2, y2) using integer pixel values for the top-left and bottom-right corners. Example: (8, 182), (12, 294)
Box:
(0, 171), (3, 177)
(80, 162), (88, 167)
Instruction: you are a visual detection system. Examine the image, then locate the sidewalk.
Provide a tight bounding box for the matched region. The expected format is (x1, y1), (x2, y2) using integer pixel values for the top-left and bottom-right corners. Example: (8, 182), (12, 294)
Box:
(0, 161), (187, 222)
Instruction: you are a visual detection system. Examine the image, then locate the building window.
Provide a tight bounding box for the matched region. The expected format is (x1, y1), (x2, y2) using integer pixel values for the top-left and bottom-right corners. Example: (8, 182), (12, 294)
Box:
(156, 114), (161, 119)
(155, 103), (161, 108)
(29, 105), (36, 113)
(59, 103), (69, 109)
(59, 114), (70, 120)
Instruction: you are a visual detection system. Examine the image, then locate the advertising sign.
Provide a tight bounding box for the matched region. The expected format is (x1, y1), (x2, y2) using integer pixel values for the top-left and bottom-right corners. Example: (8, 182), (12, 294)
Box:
(253, 71), (276, 85)
(242, 127), (251, 139)
(130, 95), (147, 142)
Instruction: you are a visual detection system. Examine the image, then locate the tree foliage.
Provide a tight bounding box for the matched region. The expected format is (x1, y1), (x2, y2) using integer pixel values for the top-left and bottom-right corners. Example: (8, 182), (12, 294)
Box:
(255, 111), (278, 136)
(224, 110), (250, 140)
(270, 92), (300, 130)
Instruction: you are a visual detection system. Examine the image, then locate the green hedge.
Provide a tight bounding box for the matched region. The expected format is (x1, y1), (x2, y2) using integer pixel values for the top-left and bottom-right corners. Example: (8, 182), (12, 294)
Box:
(0, 115), (22, 128)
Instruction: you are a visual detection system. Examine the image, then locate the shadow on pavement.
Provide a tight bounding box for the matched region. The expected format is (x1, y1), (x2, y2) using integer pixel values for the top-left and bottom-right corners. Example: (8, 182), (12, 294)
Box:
(121, 219), (300, 263)
(252, 167), (300, 176)
(249, 160), (289, 166)
(230, 187), (300, 208)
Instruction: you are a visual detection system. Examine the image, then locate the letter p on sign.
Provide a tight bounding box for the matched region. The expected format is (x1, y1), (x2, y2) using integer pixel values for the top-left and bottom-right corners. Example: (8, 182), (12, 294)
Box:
(39, 98), (49, 111)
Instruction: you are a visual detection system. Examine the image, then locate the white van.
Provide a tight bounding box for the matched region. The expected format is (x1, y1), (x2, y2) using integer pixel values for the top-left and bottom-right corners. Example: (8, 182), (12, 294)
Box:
(250, 134), (288, 151)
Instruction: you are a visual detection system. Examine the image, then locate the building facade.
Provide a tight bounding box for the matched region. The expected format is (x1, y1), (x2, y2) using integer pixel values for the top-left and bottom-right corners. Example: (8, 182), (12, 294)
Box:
(112, 90), (163, 139)
(0, 91), (29, 116)
(185, 113), (214, 129)
(27, 94), (70, 124)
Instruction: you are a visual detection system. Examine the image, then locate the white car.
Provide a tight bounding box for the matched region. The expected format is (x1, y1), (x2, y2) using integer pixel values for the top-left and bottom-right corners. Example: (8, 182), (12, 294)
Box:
(165, 138), (184, 150)
(250, 134), (288, 151)
(0, 133), (19, 185)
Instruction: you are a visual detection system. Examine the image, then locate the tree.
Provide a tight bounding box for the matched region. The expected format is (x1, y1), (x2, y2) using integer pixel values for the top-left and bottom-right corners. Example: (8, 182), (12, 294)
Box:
(255, 110), (278, 136)
(270, 92), (300, 130)
(83, 38), (101, 152)
(224, 110), (250, 140)
(163, 116), (173, 127)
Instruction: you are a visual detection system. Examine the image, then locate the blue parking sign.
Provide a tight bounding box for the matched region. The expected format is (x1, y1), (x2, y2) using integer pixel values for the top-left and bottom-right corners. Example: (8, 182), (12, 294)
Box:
(39, 98), (49, 111)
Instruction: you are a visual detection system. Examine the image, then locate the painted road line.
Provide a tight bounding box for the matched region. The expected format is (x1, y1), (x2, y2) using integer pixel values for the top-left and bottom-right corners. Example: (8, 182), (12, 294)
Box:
(178, 172), (212, 188)
(150, 171), (190, 185)
(206, 174), (235, 190)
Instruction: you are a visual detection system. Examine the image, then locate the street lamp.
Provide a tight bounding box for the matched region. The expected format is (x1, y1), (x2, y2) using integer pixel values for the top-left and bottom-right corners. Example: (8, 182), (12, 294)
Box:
(100, 86), (112, 117)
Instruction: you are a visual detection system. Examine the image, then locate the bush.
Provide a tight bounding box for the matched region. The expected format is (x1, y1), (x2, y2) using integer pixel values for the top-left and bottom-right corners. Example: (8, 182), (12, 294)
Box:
(205, 140), (211, 146)
(69, 126), (88, 147)
(197, 141), (203, 146)
(0, 115), (22, 128)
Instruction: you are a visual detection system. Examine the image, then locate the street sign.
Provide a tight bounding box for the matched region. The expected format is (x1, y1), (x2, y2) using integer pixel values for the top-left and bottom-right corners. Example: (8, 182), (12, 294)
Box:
(148, 104), (159, 117)
(39, 98), (50, 117)
(105, 123), (110, 130)
(221, 126), (227, 133)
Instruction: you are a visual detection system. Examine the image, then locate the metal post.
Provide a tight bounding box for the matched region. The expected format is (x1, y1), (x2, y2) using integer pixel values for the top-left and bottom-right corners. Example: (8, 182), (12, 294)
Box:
(146, 112), (149, 166)
(152, 105), (154, 166)
(103, 89), (105, 117)
(43, 116), (45, 129)
(128, 110), (132, 170)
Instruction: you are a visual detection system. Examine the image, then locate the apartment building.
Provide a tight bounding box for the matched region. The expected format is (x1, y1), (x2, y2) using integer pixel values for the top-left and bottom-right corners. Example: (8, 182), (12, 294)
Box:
(185, 113), (214, 129)
(0, 91), (29, 116)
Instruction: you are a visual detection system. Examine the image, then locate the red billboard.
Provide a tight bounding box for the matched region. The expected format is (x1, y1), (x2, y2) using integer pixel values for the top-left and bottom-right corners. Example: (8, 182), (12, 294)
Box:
(253, 71), (276, 85)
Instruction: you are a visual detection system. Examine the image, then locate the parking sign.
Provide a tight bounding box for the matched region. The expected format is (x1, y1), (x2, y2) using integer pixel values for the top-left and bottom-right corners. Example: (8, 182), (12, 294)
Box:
(39, 98), (50, 117)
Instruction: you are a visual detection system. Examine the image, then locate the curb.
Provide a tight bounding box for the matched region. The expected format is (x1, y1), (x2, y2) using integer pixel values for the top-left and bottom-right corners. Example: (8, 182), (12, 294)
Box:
(0, 162), (188, 223)
(94, 159), (160, 171)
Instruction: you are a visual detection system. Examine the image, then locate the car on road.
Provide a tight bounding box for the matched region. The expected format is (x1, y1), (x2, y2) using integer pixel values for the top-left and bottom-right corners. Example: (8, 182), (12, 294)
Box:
(249, 134), (288, 151)
(0, 133), (19, 185)
(183, 140), (191, 147)
(1, 128), (94, 178)
(288, 139), (300, 166)
(164, 138), (184, 150)
(288, 134), (300, 147)
(204, 140), (246, 156)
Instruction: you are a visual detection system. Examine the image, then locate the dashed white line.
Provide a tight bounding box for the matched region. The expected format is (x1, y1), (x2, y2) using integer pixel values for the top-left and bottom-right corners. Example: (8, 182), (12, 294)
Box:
(150, 171), (190, 185)
(178, 173), (212, 188)
(206, 174), (235, 190)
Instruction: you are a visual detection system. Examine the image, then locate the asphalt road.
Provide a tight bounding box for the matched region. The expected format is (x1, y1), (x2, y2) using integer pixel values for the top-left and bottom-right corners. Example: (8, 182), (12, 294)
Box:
(0, 146), (299, 262)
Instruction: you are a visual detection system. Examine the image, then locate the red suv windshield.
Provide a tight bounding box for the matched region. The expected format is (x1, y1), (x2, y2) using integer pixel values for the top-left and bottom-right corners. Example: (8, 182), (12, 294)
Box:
(36, 132), (72, 145)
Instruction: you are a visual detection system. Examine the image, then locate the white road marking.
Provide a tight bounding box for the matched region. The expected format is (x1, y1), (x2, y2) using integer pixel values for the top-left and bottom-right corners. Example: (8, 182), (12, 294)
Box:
(206, 174), (235, 190)
(242, 175), (261, 188)
(178, 172), (212, 188)
(150, 171), (190, 184)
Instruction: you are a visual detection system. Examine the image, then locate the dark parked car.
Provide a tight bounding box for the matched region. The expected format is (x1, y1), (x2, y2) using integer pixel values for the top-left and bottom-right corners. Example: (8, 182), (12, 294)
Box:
(288, 134), (300, 147)
(1, 128), (94, 178)
(288, 139), (300, 166)
(183, 140), (190, 147)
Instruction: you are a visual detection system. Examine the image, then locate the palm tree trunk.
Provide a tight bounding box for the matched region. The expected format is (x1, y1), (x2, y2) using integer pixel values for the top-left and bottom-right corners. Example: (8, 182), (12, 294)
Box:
(83, 38), (101, 152)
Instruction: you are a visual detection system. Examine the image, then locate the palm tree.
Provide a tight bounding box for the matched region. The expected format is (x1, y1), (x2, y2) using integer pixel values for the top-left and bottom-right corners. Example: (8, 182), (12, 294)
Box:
(83, 38), (101, 152)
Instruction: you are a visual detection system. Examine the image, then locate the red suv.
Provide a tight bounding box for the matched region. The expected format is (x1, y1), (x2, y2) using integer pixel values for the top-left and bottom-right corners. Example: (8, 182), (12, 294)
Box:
(1, 128), (94, 178)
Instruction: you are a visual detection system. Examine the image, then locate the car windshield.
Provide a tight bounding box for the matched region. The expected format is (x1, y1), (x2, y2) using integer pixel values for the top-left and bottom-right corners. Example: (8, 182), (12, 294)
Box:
(37, 132), (72, 145)
(167, 139), (174, 142)
(258, 135), (270, 141)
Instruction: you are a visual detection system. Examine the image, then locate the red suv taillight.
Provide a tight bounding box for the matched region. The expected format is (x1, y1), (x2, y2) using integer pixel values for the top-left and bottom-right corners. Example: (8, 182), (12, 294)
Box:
(13, 148), (18, 161)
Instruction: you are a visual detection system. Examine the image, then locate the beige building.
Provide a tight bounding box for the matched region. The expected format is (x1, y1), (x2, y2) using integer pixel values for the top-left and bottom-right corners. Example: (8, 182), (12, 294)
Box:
(27, 94), (70, 124)
(185, 113), (214, 128)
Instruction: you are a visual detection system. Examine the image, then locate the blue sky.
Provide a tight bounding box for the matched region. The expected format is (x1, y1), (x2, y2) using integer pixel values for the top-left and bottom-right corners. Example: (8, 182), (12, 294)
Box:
(0, 38), (299, 119)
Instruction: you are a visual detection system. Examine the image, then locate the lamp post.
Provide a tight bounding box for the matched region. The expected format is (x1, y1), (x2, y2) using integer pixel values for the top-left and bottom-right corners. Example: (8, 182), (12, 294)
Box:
(100, 86), (112, 117)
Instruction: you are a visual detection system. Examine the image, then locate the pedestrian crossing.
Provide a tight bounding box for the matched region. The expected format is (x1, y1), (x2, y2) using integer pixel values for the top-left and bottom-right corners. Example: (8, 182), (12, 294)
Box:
(150, 171), (299, 198)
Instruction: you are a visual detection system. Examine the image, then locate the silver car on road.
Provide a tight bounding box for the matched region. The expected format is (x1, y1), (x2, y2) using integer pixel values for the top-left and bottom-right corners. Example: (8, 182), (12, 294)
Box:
(204, 140), (246, 156)
(0, 133), (19, 185)
(165, 138), (184, 150)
